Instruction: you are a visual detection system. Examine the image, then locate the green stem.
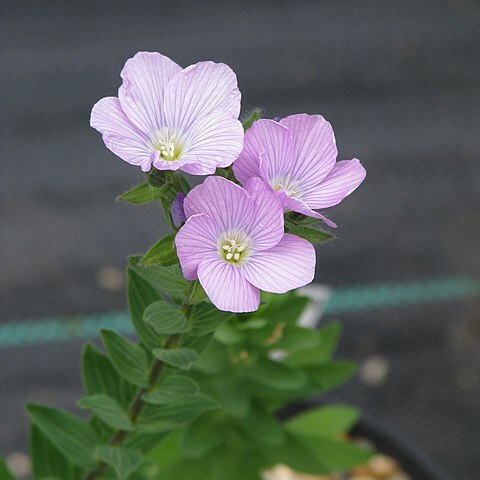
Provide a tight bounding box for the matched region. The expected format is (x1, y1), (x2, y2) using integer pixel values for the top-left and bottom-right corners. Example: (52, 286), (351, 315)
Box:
(83, 334), (180, 479)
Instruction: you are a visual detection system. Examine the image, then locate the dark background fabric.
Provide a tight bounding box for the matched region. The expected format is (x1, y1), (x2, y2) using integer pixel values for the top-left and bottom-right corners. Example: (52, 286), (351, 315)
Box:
(2, 1), (479, 478)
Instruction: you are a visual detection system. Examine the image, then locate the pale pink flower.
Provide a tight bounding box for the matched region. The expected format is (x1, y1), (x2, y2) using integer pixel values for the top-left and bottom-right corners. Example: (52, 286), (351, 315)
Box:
(233, 114), (366, 227)
(175, 177), (315, 313)
(90, 52), (243, 175)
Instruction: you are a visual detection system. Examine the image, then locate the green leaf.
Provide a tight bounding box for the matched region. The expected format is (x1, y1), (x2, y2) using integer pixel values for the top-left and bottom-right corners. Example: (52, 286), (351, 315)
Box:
(95, 445), (143, 480)
(262, 432), (329, 475)
(78, 394), (134, 431)
(284, 212), (322, 226)
(307, 437), (372, 471)
(142, 375), (199, 405)
(127, 268), (164, 351)
(285, 405), (359, 439)
(187, 280), (208, 304)
(272, 326), (322, 353)
(30, 425), (82, 480)
(27, 404), (99, 469)
(238, 403), (285, 446)
(242, 108), (262, 131)
(119, 183), (163, 204)
(124, 431), (170, 455)
(285, 224), (334, 244)
(0, 459), (14, 480)
(305, 361), (358, 392)
(140, 234), (178, 266)
(130, 263), (190, 301)
(101, 329), (150, 388)
(190, 303), (233, 336)
(143, 300), (190, 334)
(152, 347), (198, 370)
(137, 395), (220, 433)
(179, 412), (225, 459)
(213, 375), (250, 418)
(284, 322), (343, 367)
(191, 338), (229, 375)
(244, 358), (307, 391)
(82, 344), (136, 409)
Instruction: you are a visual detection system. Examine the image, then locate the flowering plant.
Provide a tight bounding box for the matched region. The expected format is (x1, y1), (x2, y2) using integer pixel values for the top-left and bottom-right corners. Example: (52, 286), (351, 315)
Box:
(14, 52), (367, 480)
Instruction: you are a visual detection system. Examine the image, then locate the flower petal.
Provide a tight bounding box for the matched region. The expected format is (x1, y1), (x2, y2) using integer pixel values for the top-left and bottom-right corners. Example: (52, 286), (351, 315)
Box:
(118, 51), (182, 135)
(179, 110), (244, 175)
(279, 192), (338, 228)
(197, 258), (260, 313)
(183, 177), (255, 234)
(303, 159), (366, 209)
(164, 61), (241, 134)
(241, 234), (315, 294)
(280, 114), (337, 188)
(175, 213), (220, 280)
(243, 177), (284, 250)
(90, 97), (152, 171)
(233, 119), (295, 183)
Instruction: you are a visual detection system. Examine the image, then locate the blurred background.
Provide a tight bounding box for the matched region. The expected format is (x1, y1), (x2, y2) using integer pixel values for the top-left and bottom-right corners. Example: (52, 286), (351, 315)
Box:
(2, 0), (480, 478)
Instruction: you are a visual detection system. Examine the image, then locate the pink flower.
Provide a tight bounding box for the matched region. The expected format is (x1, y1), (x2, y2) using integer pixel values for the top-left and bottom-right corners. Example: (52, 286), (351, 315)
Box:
(90, 52), (244, 175)
(233, 114), (366, 227)
(175, 176), (315, 313)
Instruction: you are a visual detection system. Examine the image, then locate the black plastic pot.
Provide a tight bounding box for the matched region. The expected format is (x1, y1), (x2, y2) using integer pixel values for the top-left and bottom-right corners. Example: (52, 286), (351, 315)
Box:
(279, 401), (450, 480)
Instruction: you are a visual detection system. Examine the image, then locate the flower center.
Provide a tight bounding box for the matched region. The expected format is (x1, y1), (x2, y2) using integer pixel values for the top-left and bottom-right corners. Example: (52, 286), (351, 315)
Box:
(150, 131), (184, 162)
(220, 238), (248, 264)
(271, 175), (301, 198)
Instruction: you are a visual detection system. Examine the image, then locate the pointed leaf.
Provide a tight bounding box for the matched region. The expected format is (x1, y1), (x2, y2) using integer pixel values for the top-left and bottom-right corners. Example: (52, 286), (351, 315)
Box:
(213, 376), (250, 418)
(78, 394), (134, 431)
(141, 234), (178, 266)
(284, 224), (334, 244)
(152, 348), (198, 370)
(179, 413), (225, 459)
(238, 402), (285, 446)
(187, 281), (208, 305)
(307, 436), (372, 471)
(0, 459), (14, 480)
(127, 268), (164, 351)
(242, 108), (262, 131)
(305, 361), (358, 392)
(130, 263), (190, 300)
(190, 303), (233, 336)
(285, 405), (359, 439)
(95, 445), (143, 480)
(142, 375), (199, 405)
(30, 425), (80, 480)
(244, 358), (307, 391)
(82, 344), (136, 409)
(143, 300), (190, 334)
(119, 183), (163, 204)
(26, 404), (99, 469)
(137, 395), (220, 433)
(101, 329), (150, 388)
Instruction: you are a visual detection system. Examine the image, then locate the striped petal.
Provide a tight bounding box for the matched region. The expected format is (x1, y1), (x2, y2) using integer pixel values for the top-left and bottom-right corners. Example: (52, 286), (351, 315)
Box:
(241, 234), (315, 294)
(118, 51), (182, 135)
(90, 97), (152, 171)
(243, 177), (284, 250)
(280, 114), (337, 188)
(233, 119), (294, 183)
(175, 213), (220, 281)
(197, 257), (260, 313)
(164, 61), (241, 134)
(183, 177), (255, 234)
(179, 110), (244, 175)
(303, 159), (366, 209)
